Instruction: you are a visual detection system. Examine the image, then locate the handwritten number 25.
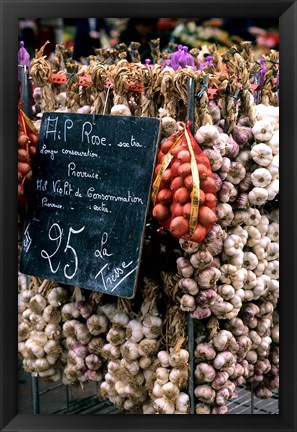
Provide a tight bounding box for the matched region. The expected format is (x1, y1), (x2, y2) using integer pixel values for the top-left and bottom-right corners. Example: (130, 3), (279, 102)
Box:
(41, 223), (85, 280)
(63, 226), (85, 279)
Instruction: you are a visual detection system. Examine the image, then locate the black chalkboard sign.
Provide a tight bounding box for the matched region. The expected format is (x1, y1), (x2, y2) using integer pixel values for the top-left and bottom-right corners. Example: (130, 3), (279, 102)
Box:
(20, 113), (160, 298)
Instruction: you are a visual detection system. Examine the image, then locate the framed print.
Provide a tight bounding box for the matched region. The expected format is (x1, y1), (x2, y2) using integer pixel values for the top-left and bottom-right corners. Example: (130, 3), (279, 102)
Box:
(0, 0), (296, 431)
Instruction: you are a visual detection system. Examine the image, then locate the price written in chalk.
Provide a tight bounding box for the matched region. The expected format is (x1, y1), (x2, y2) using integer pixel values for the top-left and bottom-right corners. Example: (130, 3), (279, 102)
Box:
(26, 222), (137, 293)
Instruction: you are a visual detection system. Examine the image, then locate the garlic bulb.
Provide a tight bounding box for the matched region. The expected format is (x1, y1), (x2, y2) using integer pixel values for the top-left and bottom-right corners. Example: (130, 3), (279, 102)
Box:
(176, 257), (194, 278)
(194, 385), (216, 404)
(138, 339), (159, 357)
(251, 143), (273, 166)
(175, 392), (190, 413)
(248, 187), (269, 206)
(267, 155), (279, 179)
(180, 294), (196, 312)
(251, 168), (272, 188)
(265, 179), (279, 200)
(195, 343), (216, 361)
(178, 278), (199, 295)
(194, 363), (216, 382)
(224, 235), (243, 256)
(226, 162), (246, 185)
(142, 315), (162, 339)
(121, 341), (140, 361)
(162, 382), (180, 401)
(252, 120), (273, 142)
(257, 215), (270, 236)
(197, 267), (221, 289)
(86, 314), (108, 336)
(203, 148), (223, 171)
(157, 350), (170, 368)
(126, 320), (143, 342)
(154, 397), (175, 414)
(195, 124), (220, 146)
(267, 130), (279, 155)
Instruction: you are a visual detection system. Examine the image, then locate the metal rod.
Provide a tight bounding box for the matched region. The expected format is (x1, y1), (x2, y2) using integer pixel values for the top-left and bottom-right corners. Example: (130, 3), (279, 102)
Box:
(30, 375), (40, 414)
(66, 385), (71, 413)
(251, 382), (254, 414)
(185, 77), (196, 414)
(187, 313), (195, 414)
(18, 65), (30, 116)
(187, 78), (195, 134)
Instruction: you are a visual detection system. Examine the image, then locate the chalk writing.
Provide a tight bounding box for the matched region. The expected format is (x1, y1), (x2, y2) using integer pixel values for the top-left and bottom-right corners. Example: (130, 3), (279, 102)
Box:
(23, 223), (32, 253)
(20, 112), (161, 298)
(95, 232), (113, 261)
(67, 162), (99, 179)
(40, 144), (59, 160)
(86, 188), (144, 204)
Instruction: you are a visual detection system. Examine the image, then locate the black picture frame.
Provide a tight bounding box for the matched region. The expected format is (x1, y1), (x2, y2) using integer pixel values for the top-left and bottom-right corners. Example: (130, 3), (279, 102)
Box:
(0, 1), (296, 431)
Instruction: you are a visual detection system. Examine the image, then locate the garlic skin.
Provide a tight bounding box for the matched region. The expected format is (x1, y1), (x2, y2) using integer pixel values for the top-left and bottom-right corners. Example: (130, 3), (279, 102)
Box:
(226, 162), (246, 185)
(218, 181), (238, 203)
(178, 278), (199, 296)
(252, 237), (271, 260)
(248, 187), (269, 206)
(157, 351), (170, 368)
(251, 168), (272, 188)
(126, 320), (143, 343)
(121, 341), (140, 361)
(175, 392), (190, 413)
(169, 348), (189, 368)
(194, 363), (216, 382)
(169, 368), (188, 388)
(162, 382), (180, 401)
(236, 149), (251, 166)
(255, 104), (279, 129)
(176, 257), (194, 278)
(252, 120), (274, 142)
(195, 403), (211, 414)
(264, 260), (279, 279)
(257, 216), (270, 236)
(203, 148), (223, 171)
(161, 116), (178, 137)
(224, 235), (243, 256)
(266, 242), (279, 261)
(194, 385), (216, 404)
(266, 130), (279, 155)
(180, 294), (196, 312)
(267, 155), (279, 179)
(195, 124), (220, 147)
(86, 314), (109, 336)
(154, 397), (175, 414)
(251, 143), (273, 166)
(195, 343), (216, 361)
(265, 179), (279, 200)
(197, 267), (221, 289)
(267, 222), (279, 243)
(110, 104), (131, 116)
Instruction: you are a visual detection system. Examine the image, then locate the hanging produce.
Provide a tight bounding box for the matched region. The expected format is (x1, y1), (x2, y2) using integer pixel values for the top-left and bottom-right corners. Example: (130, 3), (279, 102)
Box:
(18, 37), (279, 415)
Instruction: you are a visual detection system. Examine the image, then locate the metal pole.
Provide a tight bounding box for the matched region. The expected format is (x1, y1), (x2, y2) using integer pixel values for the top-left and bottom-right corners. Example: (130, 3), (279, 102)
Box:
(31, 375), (40, 414)
(66, 385), (71, 412)
(19, 65), (30, 116)
(186, 77), (196, 414)
(251, 382), (254, 414)
(187, 77), (195, 134)
(187, 314), (195, 413)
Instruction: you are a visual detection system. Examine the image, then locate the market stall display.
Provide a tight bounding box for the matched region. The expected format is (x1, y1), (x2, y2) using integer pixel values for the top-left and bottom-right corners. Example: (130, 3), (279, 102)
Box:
(18, 37), (279, 414)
